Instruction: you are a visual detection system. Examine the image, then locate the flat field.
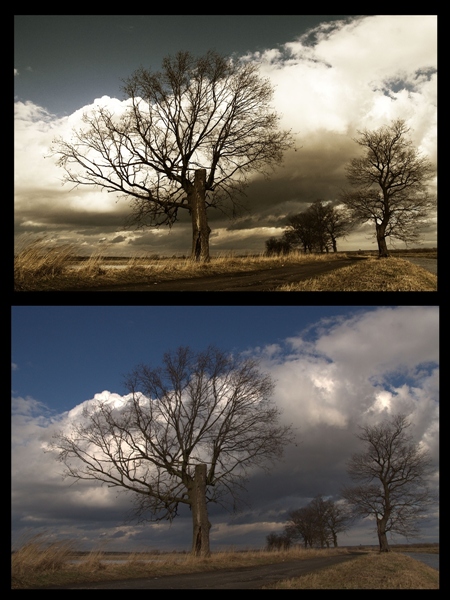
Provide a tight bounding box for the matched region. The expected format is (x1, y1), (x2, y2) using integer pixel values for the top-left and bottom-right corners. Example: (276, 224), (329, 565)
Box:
(11, 533), (439, 589)
(14, 238), (437, 292)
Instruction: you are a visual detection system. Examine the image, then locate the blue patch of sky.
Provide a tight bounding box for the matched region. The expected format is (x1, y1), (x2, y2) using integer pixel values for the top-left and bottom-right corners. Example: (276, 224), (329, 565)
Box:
(369, 361), (438, 393)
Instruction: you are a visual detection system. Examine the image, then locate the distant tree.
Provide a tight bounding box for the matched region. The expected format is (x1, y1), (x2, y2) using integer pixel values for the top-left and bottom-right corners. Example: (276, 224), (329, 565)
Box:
(341, 119), (435, 257)
(265, 236), (292, 256)
(342, 413), (434, 552)
(283, 211), (317, 254)
(51, 50), (293, 262)
(319, 497), (353, 548)
(49, 346), (293, 557)
(285, 505), (316, 548)
(266, 532), (293, 551)
(284, 201), (354, 254)
(285, 495), (352, 548)
(323, 204), (355, 253)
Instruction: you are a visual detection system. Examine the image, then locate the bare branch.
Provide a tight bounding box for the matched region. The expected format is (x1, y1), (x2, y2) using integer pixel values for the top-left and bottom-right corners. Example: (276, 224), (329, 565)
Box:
(342, 413), (434, 551)
(48, 345), (294, 555)
(340, 119), (436, 256)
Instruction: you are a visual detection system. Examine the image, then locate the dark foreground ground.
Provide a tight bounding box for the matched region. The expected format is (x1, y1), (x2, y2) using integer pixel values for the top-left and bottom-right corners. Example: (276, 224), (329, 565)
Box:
(44, 553), (362, 589)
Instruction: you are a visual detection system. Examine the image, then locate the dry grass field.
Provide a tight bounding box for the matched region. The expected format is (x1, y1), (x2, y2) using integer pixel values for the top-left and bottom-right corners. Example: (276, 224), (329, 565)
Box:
(11, 533), (346, 589)
(13, 236), (347, 291)
(14, 237), (437, 291)
(11, 533), (438, 589)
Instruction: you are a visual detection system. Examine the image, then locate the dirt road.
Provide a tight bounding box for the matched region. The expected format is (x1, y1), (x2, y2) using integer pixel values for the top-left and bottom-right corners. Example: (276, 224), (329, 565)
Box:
(73, 257), (362, 292)
(46, 553), (362, 589)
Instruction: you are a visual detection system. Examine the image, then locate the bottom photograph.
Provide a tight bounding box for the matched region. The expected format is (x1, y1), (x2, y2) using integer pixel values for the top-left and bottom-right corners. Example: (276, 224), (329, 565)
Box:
(11, 306), (439, 589)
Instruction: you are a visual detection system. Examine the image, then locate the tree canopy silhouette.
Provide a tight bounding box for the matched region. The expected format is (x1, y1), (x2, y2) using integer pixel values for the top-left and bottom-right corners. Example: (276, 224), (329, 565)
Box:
(51, 50), (294, 261)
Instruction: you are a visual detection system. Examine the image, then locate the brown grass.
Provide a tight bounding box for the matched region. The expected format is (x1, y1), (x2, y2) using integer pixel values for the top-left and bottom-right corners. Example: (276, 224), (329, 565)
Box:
(264, 551), (439, 589)
(11, 532), (348, 589)
(11, 532), (439, 589)
(277, 257), (437, 291)
(14, 236), (78, 289)
(13, 237), (346, 291)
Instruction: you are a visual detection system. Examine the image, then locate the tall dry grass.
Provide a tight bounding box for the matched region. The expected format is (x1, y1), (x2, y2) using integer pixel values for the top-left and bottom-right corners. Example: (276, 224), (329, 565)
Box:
(11, 531), (349, 589)
(14, 236), (77, 289)
(14, 236), (348, 291)
(11, 533), (77, 586)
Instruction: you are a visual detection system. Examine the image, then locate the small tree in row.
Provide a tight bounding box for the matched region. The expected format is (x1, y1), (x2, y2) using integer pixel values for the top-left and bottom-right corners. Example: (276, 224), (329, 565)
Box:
(265, 236), (292, 257)
(284, 495), (352, 548)
(265, 532), (293, 551)
(265, 201), (354, 256)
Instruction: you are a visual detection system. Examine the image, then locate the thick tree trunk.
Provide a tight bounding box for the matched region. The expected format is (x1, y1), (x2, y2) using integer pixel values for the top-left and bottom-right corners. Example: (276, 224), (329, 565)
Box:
(189, 464), (211, 557)
(377, 518), (390, 552)
(190, 169), (211, 262)
(376, 222), (390, 258)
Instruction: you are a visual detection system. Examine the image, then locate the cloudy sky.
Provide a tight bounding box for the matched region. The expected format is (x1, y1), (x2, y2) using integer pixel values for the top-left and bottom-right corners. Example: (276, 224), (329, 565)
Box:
(14, 15), (437, 256)
(12, 306), (439, 552)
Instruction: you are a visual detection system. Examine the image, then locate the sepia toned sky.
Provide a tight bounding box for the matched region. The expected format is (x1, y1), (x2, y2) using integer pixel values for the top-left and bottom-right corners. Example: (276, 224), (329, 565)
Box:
(12, 306), (439, 552)
(14, 15), (437, 256)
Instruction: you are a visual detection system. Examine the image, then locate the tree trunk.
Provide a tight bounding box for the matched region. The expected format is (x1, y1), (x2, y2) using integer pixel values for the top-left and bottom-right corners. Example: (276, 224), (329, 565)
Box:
(376, 222), (390, 258)
(377, 517), (390, 552)
(190, 169), (211, 262)
(189, 464), (211, 557)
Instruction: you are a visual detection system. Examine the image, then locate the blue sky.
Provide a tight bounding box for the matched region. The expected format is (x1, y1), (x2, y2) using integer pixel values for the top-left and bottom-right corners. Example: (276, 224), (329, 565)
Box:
(12, 305), (363, 412)
(14, 15), (437, 256)
(12, 306), (439, 552)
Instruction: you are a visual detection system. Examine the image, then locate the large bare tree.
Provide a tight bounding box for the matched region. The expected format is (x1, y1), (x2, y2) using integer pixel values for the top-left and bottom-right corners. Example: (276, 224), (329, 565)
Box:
(51, 50), (293, 262)
(340, 119), (435, 257)
(49, 346), (293, 557)
(342, 414), (434, 552)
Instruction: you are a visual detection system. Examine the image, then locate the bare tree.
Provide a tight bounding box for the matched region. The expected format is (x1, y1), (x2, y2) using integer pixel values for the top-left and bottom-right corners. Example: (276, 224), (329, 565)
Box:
(283, 201), (354, 254)
(323, 204), (355, 253)
(50, 50), (293, 262)
(342, 414), (434, 552)
(49, 346), (293, 557)
(341, 119), (435, 257)
(285, 505), (316, 548)
(283, 211), (317, 254)
(265, 236), (292, 256)
(266, 532), (293, 551)
(320, 497), (353, 548)
(285, 495), (351, 548)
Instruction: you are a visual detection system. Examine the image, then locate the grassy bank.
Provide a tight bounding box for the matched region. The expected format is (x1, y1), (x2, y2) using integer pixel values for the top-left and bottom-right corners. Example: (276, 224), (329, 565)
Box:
(264, 551), (439, 589)
(276, 256), (437, 291)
